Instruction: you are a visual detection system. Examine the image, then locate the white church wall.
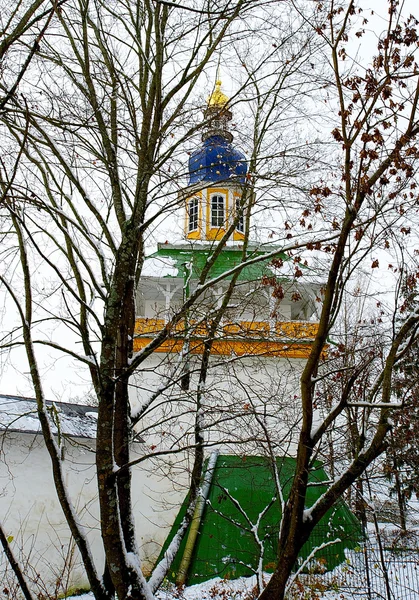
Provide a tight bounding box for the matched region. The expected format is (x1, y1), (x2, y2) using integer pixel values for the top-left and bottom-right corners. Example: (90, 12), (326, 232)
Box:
(0, 432), (101, 594)
(130, 350), (307, 459)
(0, 431), (187, 594)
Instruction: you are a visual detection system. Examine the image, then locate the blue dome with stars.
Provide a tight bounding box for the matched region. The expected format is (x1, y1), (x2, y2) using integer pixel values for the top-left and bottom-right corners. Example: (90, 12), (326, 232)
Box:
(188, 135), (247, 185)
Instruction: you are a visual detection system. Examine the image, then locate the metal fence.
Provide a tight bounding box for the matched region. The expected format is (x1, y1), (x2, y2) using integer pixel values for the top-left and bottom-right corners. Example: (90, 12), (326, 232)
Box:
(293, 535), (419, 599)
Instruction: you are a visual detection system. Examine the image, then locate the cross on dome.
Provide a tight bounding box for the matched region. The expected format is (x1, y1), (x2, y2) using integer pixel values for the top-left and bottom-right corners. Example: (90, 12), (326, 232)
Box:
(207, 79), (229, 108)
(184, 75), (248, 243)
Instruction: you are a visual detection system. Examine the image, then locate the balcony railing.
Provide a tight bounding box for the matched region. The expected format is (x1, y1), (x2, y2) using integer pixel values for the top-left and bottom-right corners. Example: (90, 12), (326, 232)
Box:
(134, 317), (319, 340)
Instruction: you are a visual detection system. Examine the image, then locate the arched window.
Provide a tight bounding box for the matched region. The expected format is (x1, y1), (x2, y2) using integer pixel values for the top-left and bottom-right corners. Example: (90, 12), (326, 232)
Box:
(211, 194), (225, 227)
(236, 197), (244, 233)
(188, 197), (199, 232)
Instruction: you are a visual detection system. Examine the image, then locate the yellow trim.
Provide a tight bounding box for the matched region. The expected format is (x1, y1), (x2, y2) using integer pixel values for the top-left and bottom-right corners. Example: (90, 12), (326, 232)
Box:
(133, 337), (325, 358)
(223, 321), (270, 336)
(134, 318), (325, 358)
(135, 318), (319, 338)
(187, 230), (201, 240)
(275, 321), (320, 338)
(135, 318), (166, 334)
(184, 187), (247, 242)
(233, 231), (245, 241)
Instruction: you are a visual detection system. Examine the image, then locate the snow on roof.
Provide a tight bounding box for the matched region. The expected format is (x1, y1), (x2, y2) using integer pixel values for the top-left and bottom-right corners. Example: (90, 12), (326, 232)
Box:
(0, 394), (98, 440)
(142, 255), (179, 278)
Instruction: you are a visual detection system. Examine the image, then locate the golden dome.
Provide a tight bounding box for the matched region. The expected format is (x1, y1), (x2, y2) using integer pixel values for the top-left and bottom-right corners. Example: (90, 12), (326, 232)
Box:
(207, 79), (229, 108)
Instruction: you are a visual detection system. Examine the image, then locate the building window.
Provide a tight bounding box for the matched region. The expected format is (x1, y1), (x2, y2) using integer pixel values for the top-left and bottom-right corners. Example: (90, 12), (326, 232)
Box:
(188, 197), (199, 232)
(236, 197), (244, 233)
(211, 194), (225, 227)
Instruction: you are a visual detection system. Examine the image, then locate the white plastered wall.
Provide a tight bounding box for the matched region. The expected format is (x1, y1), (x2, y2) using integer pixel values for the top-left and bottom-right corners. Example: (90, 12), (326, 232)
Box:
(130, 350), (307, 460)
(0, 431), (188, 594)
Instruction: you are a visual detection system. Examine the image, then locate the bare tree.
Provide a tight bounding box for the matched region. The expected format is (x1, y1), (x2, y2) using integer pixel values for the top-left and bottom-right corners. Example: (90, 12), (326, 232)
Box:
(0, 0), (62, 111)
(2, 0), (419, 599)
(0, 0), (318, 598)
(259, 1), (419, 597)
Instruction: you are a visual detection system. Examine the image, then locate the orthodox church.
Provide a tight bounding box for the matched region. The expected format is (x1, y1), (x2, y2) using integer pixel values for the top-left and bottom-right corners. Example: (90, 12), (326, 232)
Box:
(131, 80), (359, 585)
(132, 79), (322, 456)
(0, 80), (358, 596)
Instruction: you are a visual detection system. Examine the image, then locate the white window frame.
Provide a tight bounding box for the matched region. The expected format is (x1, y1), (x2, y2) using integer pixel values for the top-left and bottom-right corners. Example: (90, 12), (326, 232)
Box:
(235, 196), (244, 233)
(188, 197), (199, 232)
(211, 194), (225, 228)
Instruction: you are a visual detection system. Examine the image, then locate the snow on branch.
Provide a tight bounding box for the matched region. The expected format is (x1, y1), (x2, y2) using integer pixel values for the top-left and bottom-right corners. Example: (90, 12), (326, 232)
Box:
(285, 538), (342, 595)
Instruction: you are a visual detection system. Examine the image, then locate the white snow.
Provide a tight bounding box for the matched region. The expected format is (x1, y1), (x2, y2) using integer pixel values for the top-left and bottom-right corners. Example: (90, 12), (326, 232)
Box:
(64, 540), (419, 600)
(141, 256), (178, 278)
(65, 576), (263, 599)
(0, 394), (98, 439)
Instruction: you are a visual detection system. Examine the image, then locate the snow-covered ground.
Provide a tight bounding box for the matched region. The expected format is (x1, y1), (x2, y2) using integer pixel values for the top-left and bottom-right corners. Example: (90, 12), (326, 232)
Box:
(65, 539), (419, 600)
(64, 519), (419, 599)
(65, 578), (258, 600)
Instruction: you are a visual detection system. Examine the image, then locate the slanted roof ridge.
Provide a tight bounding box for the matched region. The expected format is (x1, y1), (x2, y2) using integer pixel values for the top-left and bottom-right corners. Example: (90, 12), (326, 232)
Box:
(0, 392), (98, 412)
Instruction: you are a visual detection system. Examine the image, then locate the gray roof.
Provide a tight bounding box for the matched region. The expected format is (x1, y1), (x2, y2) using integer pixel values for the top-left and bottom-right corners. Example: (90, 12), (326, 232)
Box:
(0, 394), (98, 439)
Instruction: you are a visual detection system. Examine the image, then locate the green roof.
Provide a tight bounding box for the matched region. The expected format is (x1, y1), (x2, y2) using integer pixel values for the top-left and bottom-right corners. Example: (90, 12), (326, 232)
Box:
(159, 455), (362, 585)
(151, 243), (287, 282)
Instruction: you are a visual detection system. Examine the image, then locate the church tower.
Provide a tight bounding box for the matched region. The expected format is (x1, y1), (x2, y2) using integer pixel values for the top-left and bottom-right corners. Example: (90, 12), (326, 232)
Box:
(184, 78), (247, 242)
(131, 80), (324, 570)
(129, 80), (333, 585)
(134, 78), (322, 359)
